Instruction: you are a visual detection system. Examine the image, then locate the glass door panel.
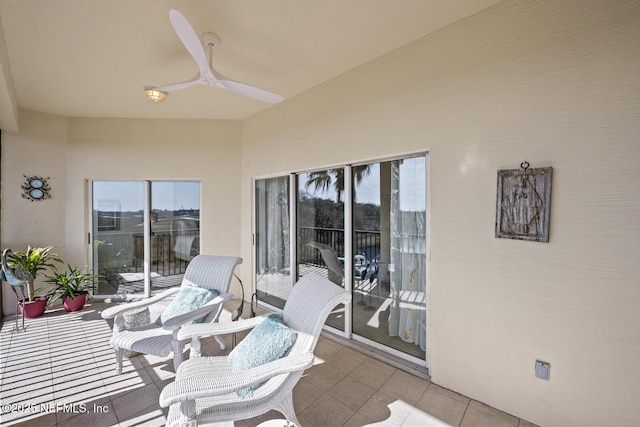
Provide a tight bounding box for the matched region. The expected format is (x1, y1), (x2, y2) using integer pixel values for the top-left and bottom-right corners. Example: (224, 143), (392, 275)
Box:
(352, 156), (426, 360)
(150, 182), (200, 293)
(92, 181), (144, 295)
(297, 169), (346, 332)
(255, 177), (291, 309)
(92, 180), (200, 296)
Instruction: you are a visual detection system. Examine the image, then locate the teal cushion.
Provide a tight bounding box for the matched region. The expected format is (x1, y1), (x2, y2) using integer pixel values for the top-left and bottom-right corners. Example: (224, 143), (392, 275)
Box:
(156, 285), (219, 326)
(228, 313), (297, 398)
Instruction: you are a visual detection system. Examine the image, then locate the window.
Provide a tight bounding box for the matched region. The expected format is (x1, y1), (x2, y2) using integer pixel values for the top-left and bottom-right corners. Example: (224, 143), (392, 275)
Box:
(254, 176), (291, 309)
(254, 153), (428, 364)
(91, 181), (200, 296)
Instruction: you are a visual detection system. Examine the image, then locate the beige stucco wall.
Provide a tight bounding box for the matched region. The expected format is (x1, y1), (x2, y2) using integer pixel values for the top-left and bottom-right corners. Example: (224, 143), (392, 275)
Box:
(241, 1), (640, 426)
(66, 117), (242, 262)
(1, 0), (638, 425)
(2, 115), (243, 313)
(1, 109), (68, 311)
(66, 118), (244, 296)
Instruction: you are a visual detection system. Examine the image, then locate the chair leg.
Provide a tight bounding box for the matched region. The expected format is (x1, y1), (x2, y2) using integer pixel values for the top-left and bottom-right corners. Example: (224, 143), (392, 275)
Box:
(177, 400), (197, 427)
(276, 393), (301, 427)
(115, 348), (123, 374)
(214, 335), (226, 351)
(172, 340), (184, 370)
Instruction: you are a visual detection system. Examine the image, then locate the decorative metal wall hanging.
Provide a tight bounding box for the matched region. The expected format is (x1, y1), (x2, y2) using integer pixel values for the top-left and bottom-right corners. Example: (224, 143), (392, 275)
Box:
(495, 162), (552, 242)
(22, 175), (51, 201)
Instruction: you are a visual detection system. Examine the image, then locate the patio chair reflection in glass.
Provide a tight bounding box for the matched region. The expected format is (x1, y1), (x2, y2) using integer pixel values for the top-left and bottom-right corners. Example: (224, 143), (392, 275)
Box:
(159, 273), (351, 426)
(101, 255), (242, 374)
(173, 219), (199, 262)
(307, 241), (345, 285)
(308, 241), (378, 305)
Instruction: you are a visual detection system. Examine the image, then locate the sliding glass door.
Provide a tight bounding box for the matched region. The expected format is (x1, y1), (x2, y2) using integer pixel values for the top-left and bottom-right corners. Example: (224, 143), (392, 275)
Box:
(91, 180), (200, 296)
(297, 168), (347, 332)
(149, 182), (201, 293)
(352, 157), (427, 360)
(253, 153), (428, 363)
(92, 181), (144, 295)
(254, 176), (291, 309)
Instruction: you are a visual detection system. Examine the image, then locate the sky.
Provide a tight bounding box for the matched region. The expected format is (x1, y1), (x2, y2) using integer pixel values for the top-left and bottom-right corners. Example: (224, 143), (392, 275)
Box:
(299, 157), (426, 211)
(93, 181), (200, 212)
(93, 157), (425, 214)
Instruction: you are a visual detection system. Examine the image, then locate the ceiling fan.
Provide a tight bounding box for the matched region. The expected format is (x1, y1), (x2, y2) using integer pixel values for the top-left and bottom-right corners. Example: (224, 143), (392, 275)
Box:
(146, 9), (284, 104)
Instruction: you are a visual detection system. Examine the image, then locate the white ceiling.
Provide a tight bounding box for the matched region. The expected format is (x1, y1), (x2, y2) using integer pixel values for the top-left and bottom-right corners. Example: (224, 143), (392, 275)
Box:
(0, 0), (502, 121)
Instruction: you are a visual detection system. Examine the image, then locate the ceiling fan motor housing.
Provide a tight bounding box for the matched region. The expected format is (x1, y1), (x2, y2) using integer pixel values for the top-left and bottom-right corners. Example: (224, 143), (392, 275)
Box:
(202, 32), (220, 48)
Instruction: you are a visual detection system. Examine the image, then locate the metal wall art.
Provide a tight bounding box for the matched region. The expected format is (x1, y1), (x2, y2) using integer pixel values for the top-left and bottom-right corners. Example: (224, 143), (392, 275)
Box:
(22, 175), (51, 201)
(495, 162), (552, 242)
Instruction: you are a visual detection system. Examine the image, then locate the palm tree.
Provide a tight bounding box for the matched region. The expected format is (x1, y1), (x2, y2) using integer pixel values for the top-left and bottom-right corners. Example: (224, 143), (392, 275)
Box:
(305, 165), (371, 230)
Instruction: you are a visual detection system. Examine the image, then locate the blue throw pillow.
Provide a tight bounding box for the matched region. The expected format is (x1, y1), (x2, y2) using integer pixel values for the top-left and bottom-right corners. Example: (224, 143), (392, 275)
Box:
(156, 285), (219, 326)
(228, 313), (297, 398)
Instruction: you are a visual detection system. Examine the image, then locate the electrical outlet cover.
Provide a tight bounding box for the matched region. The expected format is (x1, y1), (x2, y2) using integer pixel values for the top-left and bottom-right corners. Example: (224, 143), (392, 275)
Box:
(535, 360), (550, 380)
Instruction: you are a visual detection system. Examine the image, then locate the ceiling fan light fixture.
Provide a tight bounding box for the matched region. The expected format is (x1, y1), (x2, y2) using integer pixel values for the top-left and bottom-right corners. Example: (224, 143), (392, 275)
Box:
(144, 9), (284, 104)
(145, 87), (167, 102)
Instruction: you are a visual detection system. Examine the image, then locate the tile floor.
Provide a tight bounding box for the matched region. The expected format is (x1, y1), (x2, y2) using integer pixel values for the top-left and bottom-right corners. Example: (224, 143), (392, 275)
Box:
(0, 300), (538, 427)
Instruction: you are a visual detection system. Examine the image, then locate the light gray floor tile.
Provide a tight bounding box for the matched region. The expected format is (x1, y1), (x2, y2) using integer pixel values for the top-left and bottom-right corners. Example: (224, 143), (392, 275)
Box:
(0, 300), (538, 427)
(326, 347), (369, 376)
(54, 395), (112, 425)
(349, 357), (396, 390)
(300, 394), (356, 427)
(56, 402), (120, 427)
(118, 406), (167, 427)
(314, 335), (345, 361)
(378, 369), (429, 406)
(460, 400), (519, 427)
(52, 374), (108, 404)
(101, 369), (154, 397)
(293, 378), (325, 413)
(111, 381), (161, 421)
(328, 376), (377, 411)
(343, 411), (375, 427)
(358, 391), (413, 426)
(243, 409), (286, 427)
(410, 384), (469, 427)
(143, 358), (177, 382)
(0, 379), (55, 402)
(304, 360), (347, 391)
(0, 401), (58, 427)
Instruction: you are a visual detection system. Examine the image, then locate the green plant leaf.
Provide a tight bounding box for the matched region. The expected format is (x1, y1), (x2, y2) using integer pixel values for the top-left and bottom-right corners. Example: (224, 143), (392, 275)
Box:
(45, 264), (99, 306)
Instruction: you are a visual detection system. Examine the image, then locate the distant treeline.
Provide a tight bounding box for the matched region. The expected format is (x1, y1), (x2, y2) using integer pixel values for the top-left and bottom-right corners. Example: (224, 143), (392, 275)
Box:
(298, 194), (380, 231)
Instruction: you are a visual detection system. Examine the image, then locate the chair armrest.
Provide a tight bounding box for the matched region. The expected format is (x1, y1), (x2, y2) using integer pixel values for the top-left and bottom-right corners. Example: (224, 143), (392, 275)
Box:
(161, 292), (232, 331)
(177, 315), (267, 341)
(101, 288), (180, 319)
(159, 352), (314, 407)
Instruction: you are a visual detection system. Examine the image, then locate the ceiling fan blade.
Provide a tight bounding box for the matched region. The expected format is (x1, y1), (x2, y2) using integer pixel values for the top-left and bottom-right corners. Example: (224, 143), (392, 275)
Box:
(169, 9), (209, 75)
(154, 76), (201, 93)
(151, 10), (283, 103)
(219, 78), (284, 104)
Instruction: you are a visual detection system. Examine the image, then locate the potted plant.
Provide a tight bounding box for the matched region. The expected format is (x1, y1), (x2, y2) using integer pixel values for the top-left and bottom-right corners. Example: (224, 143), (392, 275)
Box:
(4, 245), (62, 318)
(46, 264), (97, 312)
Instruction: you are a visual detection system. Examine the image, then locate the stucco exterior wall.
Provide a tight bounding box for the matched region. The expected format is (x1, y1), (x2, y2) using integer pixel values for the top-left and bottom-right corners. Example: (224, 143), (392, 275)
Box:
(1, 115), (243, 312)
(65, 118), (243, 296)
(1, 1), (638, 425)
(1, 110), (68, 312)
(241, 1), (640, 425)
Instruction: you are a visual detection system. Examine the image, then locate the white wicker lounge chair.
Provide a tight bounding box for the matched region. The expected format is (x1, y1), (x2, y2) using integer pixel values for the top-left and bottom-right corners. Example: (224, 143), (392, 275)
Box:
(101, 255), (242, 374)
(159, 273), (351, 426)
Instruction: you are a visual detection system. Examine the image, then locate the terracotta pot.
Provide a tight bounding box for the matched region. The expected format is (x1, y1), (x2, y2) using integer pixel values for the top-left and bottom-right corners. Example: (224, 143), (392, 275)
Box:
(19, 298), (48, 318)
(63, 293), (88, 312)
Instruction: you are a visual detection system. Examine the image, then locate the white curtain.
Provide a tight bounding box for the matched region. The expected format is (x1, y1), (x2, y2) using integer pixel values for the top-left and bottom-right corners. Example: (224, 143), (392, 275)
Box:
(262, 177), (290, 274)
(388, 160), (427, 351)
